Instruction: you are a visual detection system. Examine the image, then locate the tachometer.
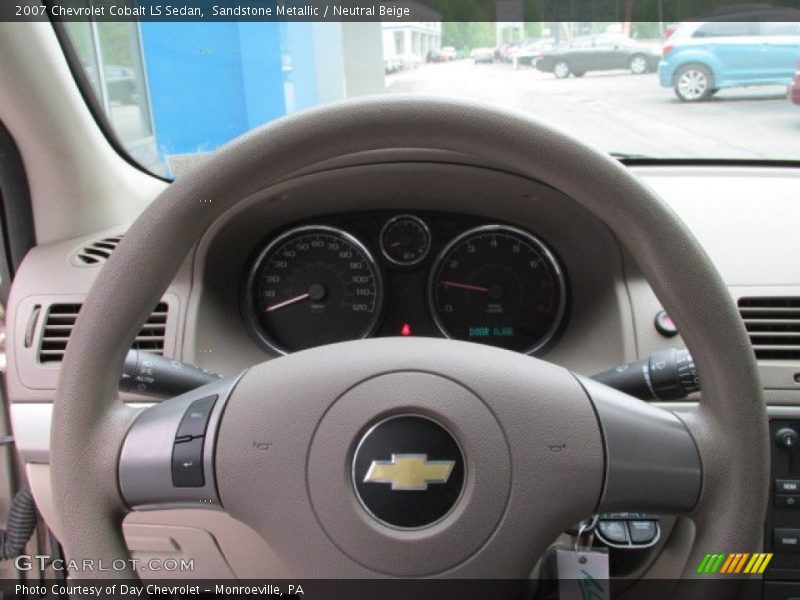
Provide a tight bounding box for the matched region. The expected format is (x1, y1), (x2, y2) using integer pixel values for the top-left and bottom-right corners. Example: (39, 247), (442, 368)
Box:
(247, 226), (383, 353)
(429, 225), (566, 353)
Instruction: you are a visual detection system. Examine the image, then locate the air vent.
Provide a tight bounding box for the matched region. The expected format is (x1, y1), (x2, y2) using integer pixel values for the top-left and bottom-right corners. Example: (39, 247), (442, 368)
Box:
(38, 302), (169, 364)
(738, 297), (800, 360)
(73, 235), (123, 266)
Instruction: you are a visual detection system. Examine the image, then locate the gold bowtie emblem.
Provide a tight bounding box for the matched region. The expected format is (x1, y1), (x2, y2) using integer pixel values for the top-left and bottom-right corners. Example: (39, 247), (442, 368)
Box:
(363, 454), (455, 491)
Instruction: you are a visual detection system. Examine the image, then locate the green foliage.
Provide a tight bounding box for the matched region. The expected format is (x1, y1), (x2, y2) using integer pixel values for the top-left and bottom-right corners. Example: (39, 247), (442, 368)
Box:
(442, 22), (496, 51)
(97, 22), (138, 68)
(630, 22), (665, 39)
(64, 22), (93, 65)
(443, 21), (551, 51)
(523, 22), (543, 38)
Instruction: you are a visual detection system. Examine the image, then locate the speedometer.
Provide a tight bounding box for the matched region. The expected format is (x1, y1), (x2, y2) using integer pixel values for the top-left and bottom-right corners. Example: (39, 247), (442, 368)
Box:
(429, 225), (566, 354)
(246, 226), (383, 353)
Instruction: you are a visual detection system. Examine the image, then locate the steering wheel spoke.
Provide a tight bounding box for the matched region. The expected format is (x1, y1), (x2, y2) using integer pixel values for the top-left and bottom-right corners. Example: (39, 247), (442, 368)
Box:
(118, 374), (243, 511)
(578, 376), (702, 515)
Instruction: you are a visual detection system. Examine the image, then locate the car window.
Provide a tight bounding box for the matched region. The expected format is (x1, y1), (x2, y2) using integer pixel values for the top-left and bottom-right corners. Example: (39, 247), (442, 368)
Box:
(593, 34), (626, 48)
(59, 19), (800, 177)
(759, 22), (800, 36)
(570, 37), (593, 49)
(64, 22), (156, 172)
(692, 21), (757, 38)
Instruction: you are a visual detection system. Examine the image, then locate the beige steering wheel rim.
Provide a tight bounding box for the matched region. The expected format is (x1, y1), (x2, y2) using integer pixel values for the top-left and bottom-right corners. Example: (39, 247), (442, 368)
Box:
(51, 95), (768, 583)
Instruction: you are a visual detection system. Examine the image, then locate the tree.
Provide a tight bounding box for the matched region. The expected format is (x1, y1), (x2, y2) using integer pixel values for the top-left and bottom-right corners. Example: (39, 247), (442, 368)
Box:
(442, 22), (496, 51)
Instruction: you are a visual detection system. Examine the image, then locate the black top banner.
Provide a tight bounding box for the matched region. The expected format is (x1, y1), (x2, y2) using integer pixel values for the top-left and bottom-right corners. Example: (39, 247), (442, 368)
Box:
(5, 0), (800, 22)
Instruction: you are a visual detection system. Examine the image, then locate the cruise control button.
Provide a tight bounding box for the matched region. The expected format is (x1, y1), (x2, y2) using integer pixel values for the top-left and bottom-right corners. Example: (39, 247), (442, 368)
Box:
(776, 495), (800, 508)
(598, 520), (629, 544)
(776, 480), (800, 494)
(629, 520), (658, 544)
(172, 437), (205, 487)
(775, 528), (800, 553)
(176, 395), (217, 439)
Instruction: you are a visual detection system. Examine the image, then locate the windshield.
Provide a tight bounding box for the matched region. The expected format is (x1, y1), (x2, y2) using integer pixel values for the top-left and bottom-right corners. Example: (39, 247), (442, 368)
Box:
(61, 19), (800, 177)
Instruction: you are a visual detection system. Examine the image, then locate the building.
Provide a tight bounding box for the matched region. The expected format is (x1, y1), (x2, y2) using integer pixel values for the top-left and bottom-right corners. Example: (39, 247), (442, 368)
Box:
(69, 21), (386, 177)
(381, 1), (442, 70)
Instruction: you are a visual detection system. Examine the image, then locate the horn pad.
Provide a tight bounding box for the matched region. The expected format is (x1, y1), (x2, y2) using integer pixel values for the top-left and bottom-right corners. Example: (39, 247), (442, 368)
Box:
(307, 371), (510, 576)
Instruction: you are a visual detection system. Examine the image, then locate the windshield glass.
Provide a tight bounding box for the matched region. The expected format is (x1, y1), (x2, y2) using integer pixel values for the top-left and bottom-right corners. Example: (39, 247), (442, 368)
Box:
(61, 18), (800, 177)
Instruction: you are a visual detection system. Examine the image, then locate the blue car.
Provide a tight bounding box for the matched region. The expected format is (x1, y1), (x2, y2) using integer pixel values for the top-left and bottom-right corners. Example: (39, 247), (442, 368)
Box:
(659, 21), (800, 101)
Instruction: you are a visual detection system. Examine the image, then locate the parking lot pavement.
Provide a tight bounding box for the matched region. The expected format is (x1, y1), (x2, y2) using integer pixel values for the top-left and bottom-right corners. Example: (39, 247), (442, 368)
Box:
(384, 60), (798, 160)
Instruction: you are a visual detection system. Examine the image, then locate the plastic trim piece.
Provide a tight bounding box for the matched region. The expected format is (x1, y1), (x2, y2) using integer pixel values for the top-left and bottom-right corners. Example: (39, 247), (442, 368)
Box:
(578, 375), (702, 514)
(118, 373), (243, 511)
(0, 122), (35, 285)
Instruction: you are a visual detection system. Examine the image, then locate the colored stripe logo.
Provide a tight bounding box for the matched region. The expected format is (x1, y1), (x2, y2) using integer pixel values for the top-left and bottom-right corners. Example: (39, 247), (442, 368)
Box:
(696, 552), (772, 574)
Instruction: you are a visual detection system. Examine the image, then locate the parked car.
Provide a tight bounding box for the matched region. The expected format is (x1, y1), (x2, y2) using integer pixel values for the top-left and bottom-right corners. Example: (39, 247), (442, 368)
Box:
(659, 21), (800, 102)
(504, 39), (528, 63)
(427, 47), (461, 63)
(470, 47), (495, 64)
(512, 39), (555, 68)
(440, 46), (459, 61)
(426, 49), (446, 63)
(536, 34), (660, 78)
(494, 42), (511, 61)
(790, 60), (800, 105)
(497, 40), (525, 62)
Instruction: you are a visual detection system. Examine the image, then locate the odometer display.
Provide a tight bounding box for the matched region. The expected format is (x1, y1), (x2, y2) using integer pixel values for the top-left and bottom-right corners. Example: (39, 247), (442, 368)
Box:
(429, 225), (566, 353)
(248, 226), (383, 353)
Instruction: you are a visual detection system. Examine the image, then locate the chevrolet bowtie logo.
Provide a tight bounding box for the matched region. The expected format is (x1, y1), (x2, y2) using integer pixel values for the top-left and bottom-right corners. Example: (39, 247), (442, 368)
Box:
(364, 454), (456, 491)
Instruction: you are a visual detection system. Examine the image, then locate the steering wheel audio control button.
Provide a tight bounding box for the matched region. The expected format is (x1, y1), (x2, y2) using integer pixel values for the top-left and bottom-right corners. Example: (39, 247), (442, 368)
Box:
(593, 514), (661, 548)
(629, 520), (658, 544)
(176, 395), (218, 439)
(172, 437), (205, 487)
(597, 520), (629, 544)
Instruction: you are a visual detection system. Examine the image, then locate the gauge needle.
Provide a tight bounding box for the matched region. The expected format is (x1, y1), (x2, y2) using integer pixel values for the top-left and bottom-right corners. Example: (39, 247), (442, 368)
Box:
(440, 280), (489, 293)
(265, 293), (310, 312)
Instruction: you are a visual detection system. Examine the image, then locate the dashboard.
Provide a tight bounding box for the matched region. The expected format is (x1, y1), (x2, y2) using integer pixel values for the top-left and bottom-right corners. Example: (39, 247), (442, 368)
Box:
(10, 156), (800, 398)
(242, 213), (568, 356)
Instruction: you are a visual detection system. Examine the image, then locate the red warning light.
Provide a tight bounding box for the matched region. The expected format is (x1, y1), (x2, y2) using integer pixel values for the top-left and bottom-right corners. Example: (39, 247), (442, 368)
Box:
(400, 323), (412, 337)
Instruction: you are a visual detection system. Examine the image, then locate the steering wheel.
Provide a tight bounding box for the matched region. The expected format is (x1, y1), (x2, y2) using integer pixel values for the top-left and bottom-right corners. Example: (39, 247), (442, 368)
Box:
(51, 97), (768, 584)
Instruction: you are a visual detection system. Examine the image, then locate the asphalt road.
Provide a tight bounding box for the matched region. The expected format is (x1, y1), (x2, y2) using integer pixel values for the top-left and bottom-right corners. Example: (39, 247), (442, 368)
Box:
(384, 59), (799, 160)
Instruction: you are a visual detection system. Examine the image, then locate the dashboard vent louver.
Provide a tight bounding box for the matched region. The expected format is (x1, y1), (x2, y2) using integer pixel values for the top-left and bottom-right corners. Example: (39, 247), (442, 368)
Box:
(73, 235), (123, 266)
(738, 297), (800, 360)
(38, 302), (169, 364)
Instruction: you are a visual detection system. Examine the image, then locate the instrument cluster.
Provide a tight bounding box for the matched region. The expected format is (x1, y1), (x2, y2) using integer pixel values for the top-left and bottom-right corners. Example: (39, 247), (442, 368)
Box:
(242, 212), (568, 355)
